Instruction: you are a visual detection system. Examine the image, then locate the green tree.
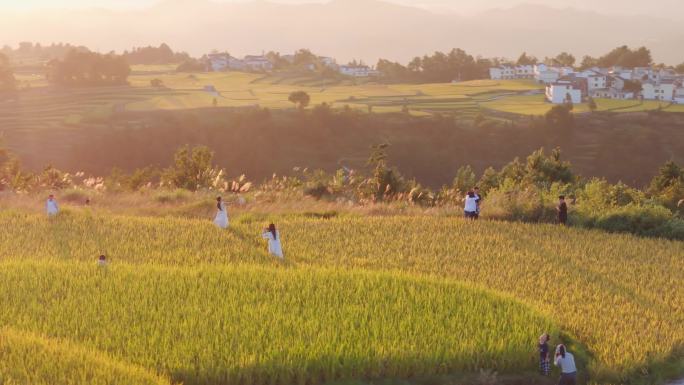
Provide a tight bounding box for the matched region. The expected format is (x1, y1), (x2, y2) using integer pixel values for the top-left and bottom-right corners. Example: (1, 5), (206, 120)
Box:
(0, 53), (15, 92)
(588, 97), (597, 112)
(545, 104), (574, 132)
(0, 157), (33, 192)
(553, 52), (576, 67)
(675, 62), (684, 74)
(623, 80), (643, 94)
(453, 165), (476, 193)
(648, 161), (684, 214)
(48, 50), (130, 87)
(366, 143), (405, 201)
(38, 165), (71, 190)
(523, 147), (574, 187)
(516, 52), (537, 66)
(162, 146), (222, 191)
(293, 49), (316, 67)
(649, 161), (683, 194)
(288, 91), (311, 110)
(579, 55), (598, 70)
(477, 167), (501, 194)
(499, 158), (526, 183)
(596, 46), (652, 68)
(564, 93), (574, 108)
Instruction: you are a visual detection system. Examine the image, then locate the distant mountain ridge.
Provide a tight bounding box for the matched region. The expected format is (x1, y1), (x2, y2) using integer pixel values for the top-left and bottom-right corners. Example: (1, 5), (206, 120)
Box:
(1, 0), (682, 65)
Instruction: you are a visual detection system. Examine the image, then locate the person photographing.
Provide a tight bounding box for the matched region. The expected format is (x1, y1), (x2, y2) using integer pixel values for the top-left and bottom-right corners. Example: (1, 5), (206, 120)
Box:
(554, 344), (577, 385)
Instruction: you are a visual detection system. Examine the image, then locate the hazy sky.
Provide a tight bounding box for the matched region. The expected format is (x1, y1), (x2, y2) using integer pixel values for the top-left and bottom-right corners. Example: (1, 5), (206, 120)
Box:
(1, 0), (682, 18)
(3, 0), (683, 65)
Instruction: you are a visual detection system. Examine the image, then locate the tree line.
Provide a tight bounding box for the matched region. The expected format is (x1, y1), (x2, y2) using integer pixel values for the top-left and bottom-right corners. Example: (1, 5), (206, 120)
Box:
(47, 50), (130, 87)
(123, 43), (191, 65)
(374, 45), (682, 83)
(1, 42), (89, 63)
(3, 42), (683, 88)
(0, 53), (15, 92)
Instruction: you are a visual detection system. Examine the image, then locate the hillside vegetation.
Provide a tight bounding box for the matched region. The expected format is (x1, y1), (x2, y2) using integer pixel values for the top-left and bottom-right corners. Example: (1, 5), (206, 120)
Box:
(0, 209), (681, 384)
(3, 69), (684, 187)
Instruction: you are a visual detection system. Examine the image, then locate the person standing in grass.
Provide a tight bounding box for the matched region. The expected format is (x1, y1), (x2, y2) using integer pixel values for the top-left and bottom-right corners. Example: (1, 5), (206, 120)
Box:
(98, 255), (108, 268)
(538, 333), (551, 376)
(464, 191), (479, 220)
(473, 186), (482, 219)
(214, 196), (229, 229)
(262, 223), (283, 259)
(554, 344), (577, 385)
(557, 195), (568, 226)
(46, 194), (59, 217)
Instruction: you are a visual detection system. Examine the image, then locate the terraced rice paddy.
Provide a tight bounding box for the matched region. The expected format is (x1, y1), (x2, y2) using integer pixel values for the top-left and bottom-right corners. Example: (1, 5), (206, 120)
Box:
(0, 68), (544, 136)
(0, 209), (682, 385)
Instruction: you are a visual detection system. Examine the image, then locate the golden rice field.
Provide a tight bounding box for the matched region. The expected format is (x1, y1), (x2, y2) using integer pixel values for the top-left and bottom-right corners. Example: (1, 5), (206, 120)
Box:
(0, 208), (682, 385)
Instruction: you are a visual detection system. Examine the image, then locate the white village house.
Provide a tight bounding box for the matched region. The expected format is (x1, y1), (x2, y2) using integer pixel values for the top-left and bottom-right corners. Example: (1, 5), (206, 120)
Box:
(675, 87), (684, 104)
(534, 64), (560, 84)
(578, 71), (607, 91)
(545, 80), (583, 104)
(208, 53), (273, 72)
(207, 53), (232, 72)
(489, 64), (533, 80)
(319, 56), (338, 69)
(339, 64), (378, 77)
(243, 55), (273, 71)
(641, 81), (676, 102)
(491, 62), (684, 104)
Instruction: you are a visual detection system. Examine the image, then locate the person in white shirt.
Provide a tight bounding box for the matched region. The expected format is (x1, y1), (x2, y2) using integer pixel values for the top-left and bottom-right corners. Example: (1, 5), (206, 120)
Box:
(473, 187), (482, 218)
(463, 191), (479, 220)
(261, 223), (283, 259)
(213, 196), (229, 229)
(554, 344), (577, 385)
(46, 194), (59, 217)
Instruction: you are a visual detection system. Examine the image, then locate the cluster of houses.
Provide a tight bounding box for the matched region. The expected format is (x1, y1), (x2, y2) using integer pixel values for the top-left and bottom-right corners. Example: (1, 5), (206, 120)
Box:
(208, 53), (274, 72)
(207, 52), (379, 77)
(490, 64), (684, 104)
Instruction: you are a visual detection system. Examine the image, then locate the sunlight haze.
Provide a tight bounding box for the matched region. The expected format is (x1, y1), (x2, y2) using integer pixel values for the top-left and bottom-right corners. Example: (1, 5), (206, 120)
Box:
(2, 0), (684, 17)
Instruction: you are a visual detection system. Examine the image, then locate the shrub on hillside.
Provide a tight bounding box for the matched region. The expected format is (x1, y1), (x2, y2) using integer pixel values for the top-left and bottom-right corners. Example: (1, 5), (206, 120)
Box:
(60, 189), (90, 204)
(591, 205), (682, 239)
(154, 189), (191, 205)
(161, 146), (224, 191)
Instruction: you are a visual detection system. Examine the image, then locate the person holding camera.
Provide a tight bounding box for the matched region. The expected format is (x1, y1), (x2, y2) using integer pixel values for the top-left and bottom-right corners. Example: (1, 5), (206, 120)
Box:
(473, 187), (482, 219)
(554, 344), (577, 385)
(464, 191), (479, 220)
(557, 195), (568, 226)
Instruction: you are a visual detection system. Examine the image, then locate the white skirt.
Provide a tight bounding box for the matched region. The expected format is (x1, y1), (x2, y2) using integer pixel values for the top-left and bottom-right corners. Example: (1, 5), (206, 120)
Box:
(214, 211), (229, 229)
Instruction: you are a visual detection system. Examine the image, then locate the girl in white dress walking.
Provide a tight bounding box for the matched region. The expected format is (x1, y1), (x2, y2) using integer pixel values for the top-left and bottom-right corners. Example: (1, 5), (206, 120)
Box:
(213, 196), (229, 229)
(46, 194), (59, 217)
(262, 223), (283, 259)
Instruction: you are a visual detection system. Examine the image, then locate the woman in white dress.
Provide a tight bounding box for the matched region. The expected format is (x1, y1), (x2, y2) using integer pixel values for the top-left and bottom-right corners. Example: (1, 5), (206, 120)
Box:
(262, 223), (283, 259)
(213, 196), (229, 229)
(46, 194), (59, 217)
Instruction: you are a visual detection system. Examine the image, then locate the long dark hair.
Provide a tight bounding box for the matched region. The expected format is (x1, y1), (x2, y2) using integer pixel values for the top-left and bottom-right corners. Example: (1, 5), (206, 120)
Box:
(268, 223), (277, 240)
(216, 196), (222, 211)
(559, 345), (566, 358)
